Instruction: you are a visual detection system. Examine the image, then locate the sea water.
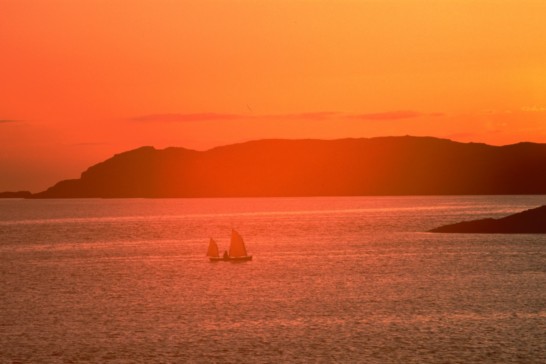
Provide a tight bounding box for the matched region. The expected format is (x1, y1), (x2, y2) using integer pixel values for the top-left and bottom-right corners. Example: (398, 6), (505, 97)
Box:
(1, 196), (545, 363)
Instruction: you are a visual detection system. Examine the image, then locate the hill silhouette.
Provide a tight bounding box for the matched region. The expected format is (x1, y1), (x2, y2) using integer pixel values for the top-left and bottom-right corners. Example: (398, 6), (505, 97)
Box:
(30, 136), (546, 198)
(429, 205), (546, 234)
(0, 191), (32, 198)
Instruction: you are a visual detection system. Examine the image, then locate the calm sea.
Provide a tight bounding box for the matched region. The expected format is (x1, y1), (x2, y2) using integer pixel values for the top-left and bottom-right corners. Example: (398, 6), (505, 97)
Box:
(1, 196), (545, 363)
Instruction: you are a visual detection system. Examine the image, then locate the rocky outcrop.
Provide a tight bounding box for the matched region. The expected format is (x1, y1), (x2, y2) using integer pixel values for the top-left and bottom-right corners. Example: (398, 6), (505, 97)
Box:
(429, 205), (546, 234)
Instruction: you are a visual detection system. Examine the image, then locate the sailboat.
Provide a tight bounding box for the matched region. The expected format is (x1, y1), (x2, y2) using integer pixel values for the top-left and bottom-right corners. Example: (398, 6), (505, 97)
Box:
(207, 230), (253, 262)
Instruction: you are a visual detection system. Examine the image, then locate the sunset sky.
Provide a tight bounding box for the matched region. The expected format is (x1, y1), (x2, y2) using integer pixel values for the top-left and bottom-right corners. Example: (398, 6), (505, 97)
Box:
(1, 0), (546, 192)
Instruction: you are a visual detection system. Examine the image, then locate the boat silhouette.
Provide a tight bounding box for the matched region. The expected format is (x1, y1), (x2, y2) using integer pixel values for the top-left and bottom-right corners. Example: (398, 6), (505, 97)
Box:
(207, 229), (253, 262)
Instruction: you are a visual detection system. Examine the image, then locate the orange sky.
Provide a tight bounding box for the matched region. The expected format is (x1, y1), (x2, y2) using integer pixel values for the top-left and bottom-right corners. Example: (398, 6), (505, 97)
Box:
(1, 0), (546, 192)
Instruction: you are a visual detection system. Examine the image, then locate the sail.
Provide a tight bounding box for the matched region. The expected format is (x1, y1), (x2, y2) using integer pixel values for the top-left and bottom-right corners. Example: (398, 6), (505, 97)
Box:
(207, 238), (219, 257)
(229, 229), (248, 257)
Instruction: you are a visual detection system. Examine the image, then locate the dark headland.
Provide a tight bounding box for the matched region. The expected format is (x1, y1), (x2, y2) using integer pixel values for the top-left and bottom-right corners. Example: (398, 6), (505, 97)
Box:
(429, 205), (546, 234)
(0, 191), (32, 198)
(10, 136), (546, 198)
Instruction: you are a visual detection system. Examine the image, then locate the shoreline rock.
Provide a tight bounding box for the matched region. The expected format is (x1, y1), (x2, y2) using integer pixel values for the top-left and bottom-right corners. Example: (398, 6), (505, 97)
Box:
(429, 205), (546, 234)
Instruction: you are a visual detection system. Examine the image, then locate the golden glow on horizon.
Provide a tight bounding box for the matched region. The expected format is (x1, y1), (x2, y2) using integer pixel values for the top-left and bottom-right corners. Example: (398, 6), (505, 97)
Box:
(1, 0), (546, 191)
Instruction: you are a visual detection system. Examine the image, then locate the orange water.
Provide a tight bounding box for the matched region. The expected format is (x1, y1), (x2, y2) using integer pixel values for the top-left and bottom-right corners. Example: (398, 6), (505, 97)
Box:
(1, 196), (545, 362)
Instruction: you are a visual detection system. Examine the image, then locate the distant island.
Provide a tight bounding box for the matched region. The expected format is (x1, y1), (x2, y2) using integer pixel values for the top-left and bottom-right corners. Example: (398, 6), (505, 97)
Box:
(3, 136), (546, 198)
(0, 191), (32, 198)
(429, 205), (546, 234)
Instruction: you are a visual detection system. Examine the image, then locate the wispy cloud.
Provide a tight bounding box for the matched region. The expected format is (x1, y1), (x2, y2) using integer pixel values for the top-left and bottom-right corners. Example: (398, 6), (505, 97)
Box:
(349, 111), (442, 120)
(70, 142), (110, 147)
(130, 113), (242, 122)
(129, 110), (440, 123)
(263, 111), (343, 121)
(0, 119), (21, 123)
(129, 112), (339, 122)
(521, 106), (546, 112)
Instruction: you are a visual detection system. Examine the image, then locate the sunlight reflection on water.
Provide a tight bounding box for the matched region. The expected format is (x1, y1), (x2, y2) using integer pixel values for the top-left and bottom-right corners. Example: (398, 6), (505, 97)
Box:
(1, 196), (545, 363)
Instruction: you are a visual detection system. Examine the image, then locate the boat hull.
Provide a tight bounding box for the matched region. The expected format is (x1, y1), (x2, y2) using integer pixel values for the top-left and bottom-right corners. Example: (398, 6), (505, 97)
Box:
(229, 255), (253, 262)
(208, 256), (252, 262)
